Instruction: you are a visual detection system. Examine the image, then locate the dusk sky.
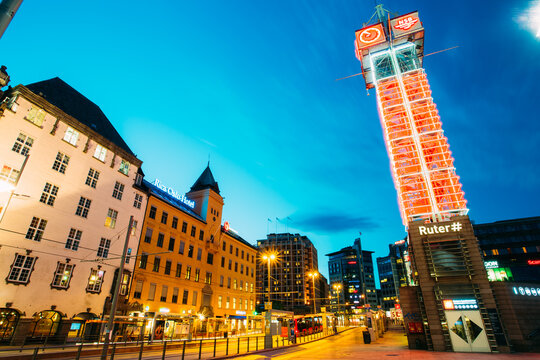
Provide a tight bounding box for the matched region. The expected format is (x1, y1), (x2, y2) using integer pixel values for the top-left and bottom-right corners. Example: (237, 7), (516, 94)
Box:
(3, 0), (539, 281)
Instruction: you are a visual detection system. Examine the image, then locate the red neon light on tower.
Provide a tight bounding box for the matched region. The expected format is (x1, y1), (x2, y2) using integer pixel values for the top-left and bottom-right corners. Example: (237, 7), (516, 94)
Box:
(354, 7), (468, 226)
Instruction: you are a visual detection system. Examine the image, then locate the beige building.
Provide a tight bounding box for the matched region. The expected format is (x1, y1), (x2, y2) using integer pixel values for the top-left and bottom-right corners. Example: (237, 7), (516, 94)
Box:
(0, 78), (146, 341)
(130, 166), (258, 338)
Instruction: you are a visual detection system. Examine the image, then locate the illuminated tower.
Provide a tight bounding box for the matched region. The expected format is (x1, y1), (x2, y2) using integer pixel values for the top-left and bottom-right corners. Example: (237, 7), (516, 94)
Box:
(354, 8), (467, 226)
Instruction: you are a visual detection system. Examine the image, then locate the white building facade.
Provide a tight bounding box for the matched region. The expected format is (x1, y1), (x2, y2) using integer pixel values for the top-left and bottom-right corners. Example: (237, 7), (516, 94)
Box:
(0, 78), (146, 324)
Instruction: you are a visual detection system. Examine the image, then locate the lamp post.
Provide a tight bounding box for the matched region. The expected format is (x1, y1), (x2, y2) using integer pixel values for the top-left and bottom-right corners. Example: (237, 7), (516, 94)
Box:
(333, 284), (342, 314)
(308, 271), (319, 314)
(262, 252), (276, 307)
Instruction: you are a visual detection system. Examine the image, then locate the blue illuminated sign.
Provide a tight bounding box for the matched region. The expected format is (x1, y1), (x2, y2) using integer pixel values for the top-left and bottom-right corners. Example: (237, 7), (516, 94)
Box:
(153, 179), (195, 209)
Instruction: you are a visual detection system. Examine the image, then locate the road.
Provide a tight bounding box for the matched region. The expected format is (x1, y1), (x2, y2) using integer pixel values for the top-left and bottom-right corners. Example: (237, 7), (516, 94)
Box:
(231, 328), (540, 360)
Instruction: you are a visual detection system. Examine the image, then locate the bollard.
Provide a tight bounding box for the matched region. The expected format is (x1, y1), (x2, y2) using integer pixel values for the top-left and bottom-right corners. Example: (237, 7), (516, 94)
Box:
(198, 339), (202, 359)
(237, 337), (240, 354)
(182, 340), (186, 360)
(256, 336), (258, 351)
(213, 338), (217, 357)
(31, 347), (39, 360)
(161, 340), (167, 360)
(75, 344), (83, 360)
(138, 339), (144, 360)
(247, 337), (250, 353)
(226, 337), (229, 355)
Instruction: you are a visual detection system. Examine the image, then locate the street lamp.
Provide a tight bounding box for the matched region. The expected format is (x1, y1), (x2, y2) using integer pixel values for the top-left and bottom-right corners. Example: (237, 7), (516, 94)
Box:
(333, 283), (342, 314)
(262, 252), (277, 307)
(308, 271), (319, 314)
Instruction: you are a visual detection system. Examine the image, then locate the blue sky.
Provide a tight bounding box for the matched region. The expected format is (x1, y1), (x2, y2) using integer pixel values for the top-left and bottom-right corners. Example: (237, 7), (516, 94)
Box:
(2, 0), (539, 281)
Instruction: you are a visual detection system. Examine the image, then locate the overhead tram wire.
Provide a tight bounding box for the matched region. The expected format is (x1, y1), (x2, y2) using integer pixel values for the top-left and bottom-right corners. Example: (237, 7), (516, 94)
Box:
(335, 45), (460, 82)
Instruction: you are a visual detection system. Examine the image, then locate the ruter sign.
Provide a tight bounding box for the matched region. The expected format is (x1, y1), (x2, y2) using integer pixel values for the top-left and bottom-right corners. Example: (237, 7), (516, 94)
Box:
(355, 23), (386, 51)
(390, 11), (423, 38)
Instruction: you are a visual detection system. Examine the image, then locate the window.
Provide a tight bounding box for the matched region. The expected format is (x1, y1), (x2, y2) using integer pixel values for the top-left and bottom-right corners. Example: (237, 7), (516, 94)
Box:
(233, 279), (237, 289)
(164, 260), (172, 275)
(119, 272), (130, 296)
(179, 241), (185, 254)
(218, 295), (222, 309)
(39, 182), (59, 206)
(112, 182), (124, 200)
(229, 245), (233, 254)
(161, 212), (168, 224)
(168, 237), (175, 251)
(0, 165), (20, 184)
(197, 248), (202, 261)
(207, 253), (214, 265)
(85, 168), (100, 188)
(241, 250), (244, 259)
(157, 233), (164, 248)
(105, 208), (118, 229)
(51, 262), (74, 289)
(93, 144), (107, 162)
(86, 268), (104, 293)
(194, 268), (200, 282)
(235, 248), (239, 257)
(234, 262), (238, 272)
(63, 127), (79, 146)
(228, 260), (232, 270)
(182, 290), (189, 304)
(97, 238), (111, 258)
(227, 277), (231, 289)
(133, 280), (143, 299)
(190, 226), (196, 237)
(233, 298), (236, 309)
(139, 253), (148, 269)
(149, 206), (157, 219)
(240, 264), (244, 274)
(192, 291), (198, 306)
(172, 217), (178, 229)
(133, 193), (143, 209)
(181, 221), (187, 233)
(222, 241), (226, 251)
(12, 133), (34, 155)
(175, 263), (182, 277)
(250, 299), (253, 310)
(188, 245), (194, 258)
(205, 272), (212, 284)
(25, 216), (47, 241)
(220, 275), (224, 287)
(65, 228), (82, 250)
(52, 152), (69, 174)
(185, 266), (191, 280)
(25, 107), (45, 126)
(199, 230), (204, 241)
(221, 256), (225, 267)
(119, 160), (130, 175)
(141, 231), (154, 247)
(75, 197), (91, 218)
(148, 283), (156, 300)
(226, 297), (230, 309)
(172, 287), (179, 303)
(245, 299), (248, 311)
(160, 285), (168, 302)
(240, 280), (243, 290)
(7, 254), (36, 284)
(153, 257), (161, 272)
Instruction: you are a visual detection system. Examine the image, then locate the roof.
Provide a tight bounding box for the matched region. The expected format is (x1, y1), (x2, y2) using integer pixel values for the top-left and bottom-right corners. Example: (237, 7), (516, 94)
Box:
(24, 77), (135, 156)
(143, 179), (204, 222)
(222, 226), (258, 251)
(190, 165), (220, 194)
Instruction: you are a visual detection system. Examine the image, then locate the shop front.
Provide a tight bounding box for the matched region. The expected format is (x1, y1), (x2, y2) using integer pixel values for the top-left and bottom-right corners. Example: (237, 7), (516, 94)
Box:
(0, 308), (22, 344)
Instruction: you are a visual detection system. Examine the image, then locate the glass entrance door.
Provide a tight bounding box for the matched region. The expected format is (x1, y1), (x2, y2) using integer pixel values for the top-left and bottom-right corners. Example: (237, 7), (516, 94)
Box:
(445, 310), (490, 352)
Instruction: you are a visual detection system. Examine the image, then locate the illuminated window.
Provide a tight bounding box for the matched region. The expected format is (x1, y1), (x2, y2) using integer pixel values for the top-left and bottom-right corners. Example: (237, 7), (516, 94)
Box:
(112, 182), (124, 200)
(39, 182), (59, 206)
(12, 133), (34, 155)
(218, 295), (223, 309)
(194, 268), (200, 282)
(233, 298), (236, 309)
(63, 127), (79, 146)
(25, 107), (45, 127)
(139, 253), (148, 269)
(65, 228), (82, 250)
(97, 238), (111, 258)
(0, 165), (20, 184)
(185, 266), (191, 280)
(51, 262), (74, 289)
(75, 197), (91, 218)
(153, 257), (161, 272)
(119, 160), (130, 175)
(86, 268), (104, 293)
(52, 152), (69, 174)
(7, 254), (36, 284)
(105, 208), (118, 229)
(25, 216), (47, 241)
(93, 144), (107, 162)
(85, 168), (100, 188)
(226, 296), (230, 309)
(175, 263), (182, 277)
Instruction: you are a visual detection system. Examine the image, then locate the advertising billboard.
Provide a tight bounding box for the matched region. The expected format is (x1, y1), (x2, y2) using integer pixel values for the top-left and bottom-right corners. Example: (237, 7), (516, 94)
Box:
(390, 11), (423, 38)
(355, 23), (387, 51)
